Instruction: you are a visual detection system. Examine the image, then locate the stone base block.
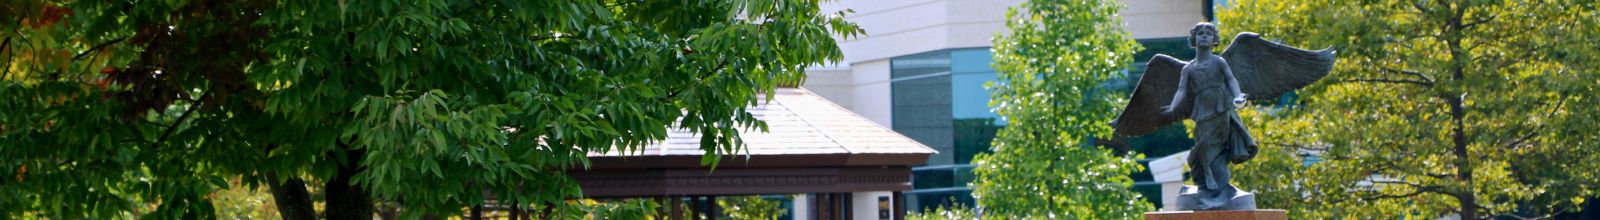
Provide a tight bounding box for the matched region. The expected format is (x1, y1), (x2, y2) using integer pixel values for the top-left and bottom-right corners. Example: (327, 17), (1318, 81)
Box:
(1145, 210), (1287, 220)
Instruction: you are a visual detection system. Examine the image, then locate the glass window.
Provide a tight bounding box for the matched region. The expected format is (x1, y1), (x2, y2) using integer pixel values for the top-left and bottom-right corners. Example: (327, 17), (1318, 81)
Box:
(894, 48), (1001, 211)
(895, 49), (1004, 166)
(893, 50), (957, 166)
(951, 72), (1000, 121)
(949, 49), (994, 74)
(892, 74), (954, 165)
(892, 51), (951, 79)
(913, 168), (957, 189)
(952, 118), (1001, 164)
(949, 48), (1003, 165)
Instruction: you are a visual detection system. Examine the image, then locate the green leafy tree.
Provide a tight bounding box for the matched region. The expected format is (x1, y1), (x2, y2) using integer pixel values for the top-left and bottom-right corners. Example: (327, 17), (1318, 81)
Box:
(211, 181), (283, 219)
(969, 0), (1152, 218)
(716, 195), (786, 220)
(1219, 1), (1600, 219)
(0, 0), (860, 218)
(572, 199), (660, 220)
(906, 204), (983, 220)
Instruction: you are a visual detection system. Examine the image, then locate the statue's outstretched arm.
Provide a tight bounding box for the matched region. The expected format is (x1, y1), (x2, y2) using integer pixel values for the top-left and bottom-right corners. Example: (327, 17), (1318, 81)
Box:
(1164, 69), (1189, 114)
(1221, 58), (1246, 103)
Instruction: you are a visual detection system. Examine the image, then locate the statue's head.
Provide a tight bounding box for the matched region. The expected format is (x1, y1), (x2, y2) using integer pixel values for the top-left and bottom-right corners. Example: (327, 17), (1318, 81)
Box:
(1189, 22), (1220, 48)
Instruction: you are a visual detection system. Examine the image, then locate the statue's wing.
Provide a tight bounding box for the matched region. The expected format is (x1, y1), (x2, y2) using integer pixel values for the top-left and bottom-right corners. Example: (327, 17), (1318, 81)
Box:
(1221, 32), (1337, 100)
(1111, 54), (1192, 136)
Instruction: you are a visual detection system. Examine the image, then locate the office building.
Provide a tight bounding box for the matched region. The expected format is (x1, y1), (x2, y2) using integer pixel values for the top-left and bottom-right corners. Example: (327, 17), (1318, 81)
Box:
(804, 0), (1221, 211)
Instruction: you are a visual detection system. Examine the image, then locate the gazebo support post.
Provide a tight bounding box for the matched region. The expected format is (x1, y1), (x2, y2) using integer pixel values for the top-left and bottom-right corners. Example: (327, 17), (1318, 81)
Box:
(845, 193), (853, 220)
(708, 195), (719, 219)
(510, 207), (522, 220)
(670, 196), (684, 220)
(654, 196), (667, 219)
(819, 193), (831, 220)
(849, 192), (859, 220)
(691, 196), (703, 219)
(893, 191), (906, 220)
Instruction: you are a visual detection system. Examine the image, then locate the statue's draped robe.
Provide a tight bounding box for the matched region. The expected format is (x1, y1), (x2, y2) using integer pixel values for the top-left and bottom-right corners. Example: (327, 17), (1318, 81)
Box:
(1185, 61), (1258, 209)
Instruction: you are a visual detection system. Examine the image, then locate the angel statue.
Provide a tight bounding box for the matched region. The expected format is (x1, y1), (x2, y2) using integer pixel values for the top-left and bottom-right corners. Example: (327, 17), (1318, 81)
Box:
(1110, 22), (1335, 210)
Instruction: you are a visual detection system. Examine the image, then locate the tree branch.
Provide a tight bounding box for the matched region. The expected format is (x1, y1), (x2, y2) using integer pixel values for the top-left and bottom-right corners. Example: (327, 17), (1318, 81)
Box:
(155, 90), (210, 144)
(530, 34), (581, 42)
(1502, 95), (1567, 150)
(1411, 1), (1431, 13)
(1260, 141), (1330, 151)
(1378, 159), (1452, 180)
(1383, 68), (1436, 84)
(1504, 212), (1555, 220)
(664, 56), (733, 100)
(1460, 15), (1498, 29)
(1337, 77), (1436, 87)
(1355, 187), (1433, 201)
(1371, 180), (1437, 190)
(1355, 180), (1449, 202)
(1, 36), (11, 80)
(73, 37), (128, 61)
(604, 0), (644, 8)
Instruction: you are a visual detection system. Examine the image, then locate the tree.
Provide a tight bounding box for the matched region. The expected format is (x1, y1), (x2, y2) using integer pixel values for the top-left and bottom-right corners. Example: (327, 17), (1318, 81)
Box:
(906, 204), (983, 220)
(1219, 1), (1600, 219)
(968, 0), (1152, 218)
(716, 195), (787, 220)
(0, 0), (860, 218)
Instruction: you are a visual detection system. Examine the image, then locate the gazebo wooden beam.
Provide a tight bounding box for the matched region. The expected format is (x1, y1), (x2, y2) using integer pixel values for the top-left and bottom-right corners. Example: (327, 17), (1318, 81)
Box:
(583, 153), (929, 170)
(570, 166), (912, 198)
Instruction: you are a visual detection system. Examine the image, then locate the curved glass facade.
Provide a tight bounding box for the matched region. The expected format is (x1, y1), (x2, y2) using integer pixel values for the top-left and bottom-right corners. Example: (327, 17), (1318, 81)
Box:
(891, 48), (1004, 211)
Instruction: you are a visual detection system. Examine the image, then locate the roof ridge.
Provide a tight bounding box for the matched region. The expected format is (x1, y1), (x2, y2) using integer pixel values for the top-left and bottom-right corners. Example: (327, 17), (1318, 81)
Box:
(775, 88), (854, 155)
(779, 87), (937, 154)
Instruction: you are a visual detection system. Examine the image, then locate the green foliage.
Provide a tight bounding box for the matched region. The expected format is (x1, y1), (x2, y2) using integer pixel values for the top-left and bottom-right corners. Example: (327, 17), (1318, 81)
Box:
(212, 181), (282, 220)
(716, 195), (786, 220)
(571, 199), (660, 220)
(969, 0), (1152, 218)
(0, 0), (860, 218)
(906, 204), (984, 220)
(1220, 0), (1600, 219)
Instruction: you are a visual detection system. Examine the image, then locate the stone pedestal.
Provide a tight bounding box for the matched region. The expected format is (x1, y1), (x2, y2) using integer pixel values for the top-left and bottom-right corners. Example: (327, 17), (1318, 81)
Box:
(1145, 210), (1287, 220)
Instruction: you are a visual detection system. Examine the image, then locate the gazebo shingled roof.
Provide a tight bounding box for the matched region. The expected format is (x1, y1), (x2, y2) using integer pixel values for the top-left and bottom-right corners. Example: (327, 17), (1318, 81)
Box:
(570, 88), (936, 198)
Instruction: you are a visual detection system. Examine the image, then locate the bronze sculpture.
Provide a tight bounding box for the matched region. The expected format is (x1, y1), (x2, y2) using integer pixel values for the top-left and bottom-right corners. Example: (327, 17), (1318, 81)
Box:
(1111, 22), (1335, 210)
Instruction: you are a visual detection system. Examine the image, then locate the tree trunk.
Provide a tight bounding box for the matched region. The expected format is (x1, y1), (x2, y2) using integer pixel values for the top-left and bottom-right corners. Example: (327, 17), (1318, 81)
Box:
(325, 148), (376, 219)
(1449, 96), (1478, 220)
(1444, 2), (1478, 216)
(267, 173), (318, 220)
(470, 205), (483, 220)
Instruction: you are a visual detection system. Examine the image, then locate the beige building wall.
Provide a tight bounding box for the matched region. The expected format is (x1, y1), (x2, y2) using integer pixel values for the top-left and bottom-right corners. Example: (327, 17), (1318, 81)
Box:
(1124, 0), (1209, 39)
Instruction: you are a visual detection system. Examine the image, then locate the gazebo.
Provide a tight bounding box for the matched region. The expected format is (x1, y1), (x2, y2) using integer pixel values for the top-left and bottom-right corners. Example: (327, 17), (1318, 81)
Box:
(569, 88), (936, 220)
